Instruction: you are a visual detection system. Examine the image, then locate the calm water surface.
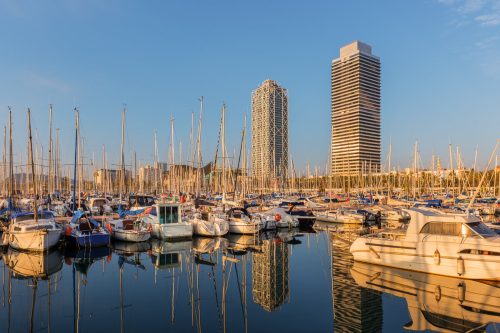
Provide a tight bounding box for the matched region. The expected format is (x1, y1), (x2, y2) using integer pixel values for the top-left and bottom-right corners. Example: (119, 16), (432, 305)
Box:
(1, 223), (500, 333)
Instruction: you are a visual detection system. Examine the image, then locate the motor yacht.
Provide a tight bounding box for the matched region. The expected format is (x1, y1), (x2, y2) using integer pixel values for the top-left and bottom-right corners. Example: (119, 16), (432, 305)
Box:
(140, 201), (192, 240)
(350, 208), (500, 279)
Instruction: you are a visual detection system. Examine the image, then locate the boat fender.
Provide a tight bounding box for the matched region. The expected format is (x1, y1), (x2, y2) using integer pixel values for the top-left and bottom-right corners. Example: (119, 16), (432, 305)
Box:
(434, 249), (440, 265)
(434, 285), (441, 302)
(457, 256), (465, 276)
(65, 225), (73, 236)
(274, 214), (281, 222)
(457, 282), (466, 303)
(106, 223), (113, 234)
(148, 223), (152, 232)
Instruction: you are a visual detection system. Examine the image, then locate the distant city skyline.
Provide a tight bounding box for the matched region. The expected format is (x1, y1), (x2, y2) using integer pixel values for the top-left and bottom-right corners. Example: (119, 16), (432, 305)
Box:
(0, 1), (498, 173)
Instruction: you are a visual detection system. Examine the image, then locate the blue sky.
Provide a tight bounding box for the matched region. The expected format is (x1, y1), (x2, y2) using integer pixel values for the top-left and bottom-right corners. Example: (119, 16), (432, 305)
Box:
(0, 0), (499, 174)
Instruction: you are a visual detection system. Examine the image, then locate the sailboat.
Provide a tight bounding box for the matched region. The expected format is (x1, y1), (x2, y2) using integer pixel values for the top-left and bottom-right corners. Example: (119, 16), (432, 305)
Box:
(8, 109), (62, 251)
(64, 110), (110, 249)
(104, 109), (151, 243)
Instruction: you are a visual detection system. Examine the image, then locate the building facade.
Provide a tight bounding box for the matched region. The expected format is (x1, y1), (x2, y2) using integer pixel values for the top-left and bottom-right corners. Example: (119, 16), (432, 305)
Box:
(331, 41), (381, 175)
(251, 80), (289, 181)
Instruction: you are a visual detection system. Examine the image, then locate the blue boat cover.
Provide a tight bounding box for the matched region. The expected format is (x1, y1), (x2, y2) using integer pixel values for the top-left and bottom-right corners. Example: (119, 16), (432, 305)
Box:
(117, 205), (145, 218)
(71, 210), (85, 223)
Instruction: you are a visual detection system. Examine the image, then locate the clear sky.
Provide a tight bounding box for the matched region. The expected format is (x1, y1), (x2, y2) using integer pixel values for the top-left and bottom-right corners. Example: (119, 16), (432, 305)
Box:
(0, 0), (499, 174)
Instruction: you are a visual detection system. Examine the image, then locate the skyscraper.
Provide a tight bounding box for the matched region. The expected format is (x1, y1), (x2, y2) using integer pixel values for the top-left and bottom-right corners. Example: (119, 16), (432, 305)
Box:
(251, 79), (289, 181)
(331, 41), (381, 175)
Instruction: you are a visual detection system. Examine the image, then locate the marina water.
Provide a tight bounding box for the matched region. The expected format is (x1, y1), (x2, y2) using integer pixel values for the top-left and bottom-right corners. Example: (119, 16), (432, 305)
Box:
(1, 224), (499, 332)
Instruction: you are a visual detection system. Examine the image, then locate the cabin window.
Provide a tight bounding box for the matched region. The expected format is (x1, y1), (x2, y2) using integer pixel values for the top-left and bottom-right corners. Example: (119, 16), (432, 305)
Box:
(159, 206), (179, 224)
(466, 222), (496, 238)
(459, 249), (500, 256)
(420, 222), (462, 236)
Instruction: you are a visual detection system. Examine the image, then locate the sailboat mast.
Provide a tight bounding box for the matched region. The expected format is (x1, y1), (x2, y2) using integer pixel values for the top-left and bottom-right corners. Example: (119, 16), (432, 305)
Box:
(3, 125), (6, 196)
(8, 109), (13, 206)
(120, 108), (125, 201)
(27, 109), (38, 222)
(48, 104), (53, 195)
(196, 96), (204, 196)
(72, 109), (79, 211)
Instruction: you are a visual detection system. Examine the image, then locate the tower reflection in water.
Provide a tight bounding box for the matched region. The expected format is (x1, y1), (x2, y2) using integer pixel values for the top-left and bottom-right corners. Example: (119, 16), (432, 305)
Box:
(252, 236), (290, 311)
(330, 233), (383, 333)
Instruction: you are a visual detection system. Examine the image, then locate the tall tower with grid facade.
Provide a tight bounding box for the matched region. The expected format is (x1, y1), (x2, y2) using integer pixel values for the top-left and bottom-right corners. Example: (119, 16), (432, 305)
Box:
(331, 41), (381, 175)
(251, 80), (289, 181)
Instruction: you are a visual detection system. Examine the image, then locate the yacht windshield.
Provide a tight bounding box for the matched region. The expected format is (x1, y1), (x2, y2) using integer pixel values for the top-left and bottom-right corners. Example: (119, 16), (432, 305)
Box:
(466, 222), (497, 238)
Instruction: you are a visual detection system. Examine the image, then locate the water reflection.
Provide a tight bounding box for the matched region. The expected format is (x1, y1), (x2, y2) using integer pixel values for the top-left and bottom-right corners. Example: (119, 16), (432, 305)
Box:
(3, 248), (63, 333)
(330, 233), (383, 333)
(252, 236), (290, 312)
(351, 261), (500, 332)
(0, 227), (498, 332)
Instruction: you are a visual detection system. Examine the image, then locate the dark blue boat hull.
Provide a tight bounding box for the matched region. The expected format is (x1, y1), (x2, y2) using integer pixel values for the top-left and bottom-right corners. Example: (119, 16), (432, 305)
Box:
(65, 233), (110, 248)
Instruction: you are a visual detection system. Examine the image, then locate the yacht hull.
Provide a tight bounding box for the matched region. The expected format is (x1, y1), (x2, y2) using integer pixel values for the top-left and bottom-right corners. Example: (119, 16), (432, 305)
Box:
(9, 229), (61, 252)
(152, 223), (193, 240)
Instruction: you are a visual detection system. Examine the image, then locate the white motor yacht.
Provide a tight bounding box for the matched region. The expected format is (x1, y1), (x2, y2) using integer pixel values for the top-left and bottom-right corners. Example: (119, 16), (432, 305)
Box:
(140, 202), (192, 240)
(88, 197), (113, 216)
(105, 218), (151, 242)
(316, 208), (365, 224)
(8, 212), (62, 251)
(350, 208), (500, 280)
(261, 207), (299, 228)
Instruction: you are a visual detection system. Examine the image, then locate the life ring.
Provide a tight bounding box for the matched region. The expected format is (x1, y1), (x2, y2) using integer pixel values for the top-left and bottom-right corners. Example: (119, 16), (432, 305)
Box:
(274, 214), (282, 222)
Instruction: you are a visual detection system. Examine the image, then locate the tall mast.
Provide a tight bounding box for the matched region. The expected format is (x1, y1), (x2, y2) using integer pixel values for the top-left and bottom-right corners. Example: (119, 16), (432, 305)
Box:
(448, 143), (454, 195)
(55, 128), (60, 194)
(8, 108), (13, 206)
(48, 104), (53, 195)
(72, 109), (79, 211)
(3, 125), (6, 196)
(154, 131), (158, 194)
(195, 97), (204, 196)
(170, 116), (175, 193)
(27, 109), (38, 222)
(120, 107), (126, 201)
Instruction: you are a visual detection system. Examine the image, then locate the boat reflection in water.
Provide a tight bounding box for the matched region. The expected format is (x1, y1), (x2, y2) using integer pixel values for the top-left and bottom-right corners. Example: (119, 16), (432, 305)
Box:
(330, 233), (383, 333)
(64, 246), (111, 333)
(351, 261), (500, 332)
(3, 248), (64, 333)
(4, 248), (63, 279)
(150, 238), (192, 271)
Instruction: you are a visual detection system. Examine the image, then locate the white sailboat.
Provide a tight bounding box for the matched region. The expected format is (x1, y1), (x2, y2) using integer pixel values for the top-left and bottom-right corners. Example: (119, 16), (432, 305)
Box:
(105, 109), (151, 243)
(8, 110), (62, 252)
